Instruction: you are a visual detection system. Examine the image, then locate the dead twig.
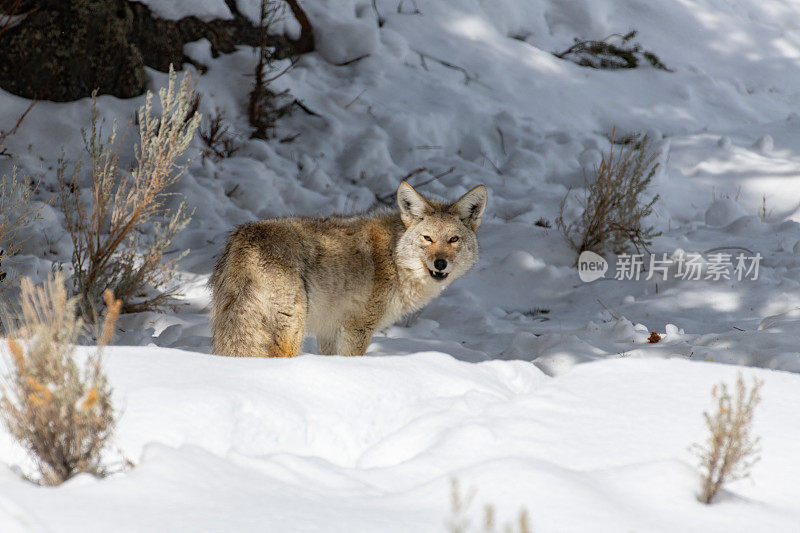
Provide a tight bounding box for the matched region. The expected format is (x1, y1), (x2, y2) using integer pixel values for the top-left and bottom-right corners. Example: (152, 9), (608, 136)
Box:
(397, 0), (421, 15)
(344, 89), (368, 109)
(376, 166), (457, 205)
(413, 166), (456, 189)
(402, 167), (428, 181)
(375, 167), (428, 204)
(0, 100), (35, 158)
(225, 184), (240, 197)
(336, 54), (371, 67)
(279, 132), (302, 143)
(292, 99), (320, 116)
(481, 152), (503, 175)
(413, 145), (442, 150)
(0, 0), (23, 35)
(597, 298), (620, 320)
(371, 0), (385, 26)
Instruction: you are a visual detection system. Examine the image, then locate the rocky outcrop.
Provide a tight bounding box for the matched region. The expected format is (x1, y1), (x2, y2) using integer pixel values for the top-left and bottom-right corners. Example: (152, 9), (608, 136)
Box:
(0, 0), (309, 102)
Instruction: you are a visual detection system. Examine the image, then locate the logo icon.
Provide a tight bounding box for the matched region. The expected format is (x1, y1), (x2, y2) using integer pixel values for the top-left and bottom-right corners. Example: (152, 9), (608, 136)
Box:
(577, 250), (607, 282)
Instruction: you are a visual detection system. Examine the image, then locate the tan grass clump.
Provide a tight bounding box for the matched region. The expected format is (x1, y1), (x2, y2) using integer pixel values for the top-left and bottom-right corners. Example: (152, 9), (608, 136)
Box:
(0, 273), (119, 485)
(692, 374), (762, 504)
(447, 478), (532, 533)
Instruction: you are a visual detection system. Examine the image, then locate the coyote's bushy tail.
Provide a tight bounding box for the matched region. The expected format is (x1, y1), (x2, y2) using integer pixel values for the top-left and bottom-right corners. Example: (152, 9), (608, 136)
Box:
(210, 232), (306, 358)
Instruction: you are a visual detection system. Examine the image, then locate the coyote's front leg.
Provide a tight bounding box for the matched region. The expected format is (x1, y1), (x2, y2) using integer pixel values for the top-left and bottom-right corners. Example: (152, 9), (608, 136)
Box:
(339, 296), (387, 356)
(339, 320), (376, 356)
(317, 333), (340, 355)
(339, 231), (392, 356)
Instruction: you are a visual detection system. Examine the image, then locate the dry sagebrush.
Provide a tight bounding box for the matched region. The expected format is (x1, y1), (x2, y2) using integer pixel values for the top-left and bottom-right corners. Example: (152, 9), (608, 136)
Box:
(557, 129), (660, 255)
(692, 374), (762, 504)
(447, 479), (532, 533)
(0, 172), (39, 296)
(0, 273), (119, 485)
(58, 67), (200, 319)
(0, 3), (38, 295)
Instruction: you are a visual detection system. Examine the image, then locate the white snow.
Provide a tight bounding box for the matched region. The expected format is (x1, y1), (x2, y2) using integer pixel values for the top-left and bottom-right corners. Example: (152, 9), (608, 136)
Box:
(314, 15), (380, 65)
(0, 349), (797, 532)
(1, 0), (800, 530)
(131, 0), (232, 21)
(705, 198), (748, 227)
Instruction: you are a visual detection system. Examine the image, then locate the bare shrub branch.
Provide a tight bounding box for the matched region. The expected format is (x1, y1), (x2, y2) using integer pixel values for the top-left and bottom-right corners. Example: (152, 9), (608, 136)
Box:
(0, 0), (22, 36)
(556, 127), (661, 256)
(249, 0), (297, 139)
(0, 273), (119, 485)
(58, 66), (200, 319)
(692, 374), (763, 504)
(0, 0), (36, 159)
(199, 108), (242, 162)
(0, 100), (35, 159)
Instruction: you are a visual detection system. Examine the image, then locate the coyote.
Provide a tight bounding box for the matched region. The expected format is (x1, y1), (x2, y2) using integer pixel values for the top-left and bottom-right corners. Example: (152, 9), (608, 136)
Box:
(210, 182), (487, 357)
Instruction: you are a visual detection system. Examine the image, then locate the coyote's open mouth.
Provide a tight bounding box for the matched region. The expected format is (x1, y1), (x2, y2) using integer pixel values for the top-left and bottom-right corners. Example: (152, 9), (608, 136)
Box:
(428, 269), (449, 281)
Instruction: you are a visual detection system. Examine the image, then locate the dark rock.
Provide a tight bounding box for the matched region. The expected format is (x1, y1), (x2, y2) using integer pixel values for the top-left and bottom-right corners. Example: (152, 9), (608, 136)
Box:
(0, 1), (145, 101)
(0, 0), (289, 102)
(126, 1), (263, 72)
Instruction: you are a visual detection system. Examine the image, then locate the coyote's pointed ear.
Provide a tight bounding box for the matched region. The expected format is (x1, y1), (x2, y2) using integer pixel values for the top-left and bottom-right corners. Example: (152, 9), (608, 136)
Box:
(397, 181), (433, 227)
(450, 185), (487, 231)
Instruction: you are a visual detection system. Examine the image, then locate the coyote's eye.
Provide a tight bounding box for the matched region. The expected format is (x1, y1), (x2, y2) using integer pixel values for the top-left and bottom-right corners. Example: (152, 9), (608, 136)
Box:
(422, 235), (433, 242)
(449, 236), (459, 243)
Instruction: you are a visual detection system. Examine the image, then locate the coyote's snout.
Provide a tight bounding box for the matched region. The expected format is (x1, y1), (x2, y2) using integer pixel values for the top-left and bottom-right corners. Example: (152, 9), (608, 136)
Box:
(210, 181), (487, 357)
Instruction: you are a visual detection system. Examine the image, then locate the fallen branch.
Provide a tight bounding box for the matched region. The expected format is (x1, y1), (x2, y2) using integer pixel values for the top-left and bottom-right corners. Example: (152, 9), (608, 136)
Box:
(284, 0), (314, 54)
(554, 31), (672, 72)
(413, 50), (478, 85)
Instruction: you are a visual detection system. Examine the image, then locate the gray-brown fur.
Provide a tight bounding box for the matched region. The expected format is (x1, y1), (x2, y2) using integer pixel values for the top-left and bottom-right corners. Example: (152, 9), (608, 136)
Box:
(210, 182), (487, 357)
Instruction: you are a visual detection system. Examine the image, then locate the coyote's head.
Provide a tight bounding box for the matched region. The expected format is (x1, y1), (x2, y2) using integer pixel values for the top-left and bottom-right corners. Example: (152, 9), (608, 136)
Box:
(395, 181), (487, 284)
